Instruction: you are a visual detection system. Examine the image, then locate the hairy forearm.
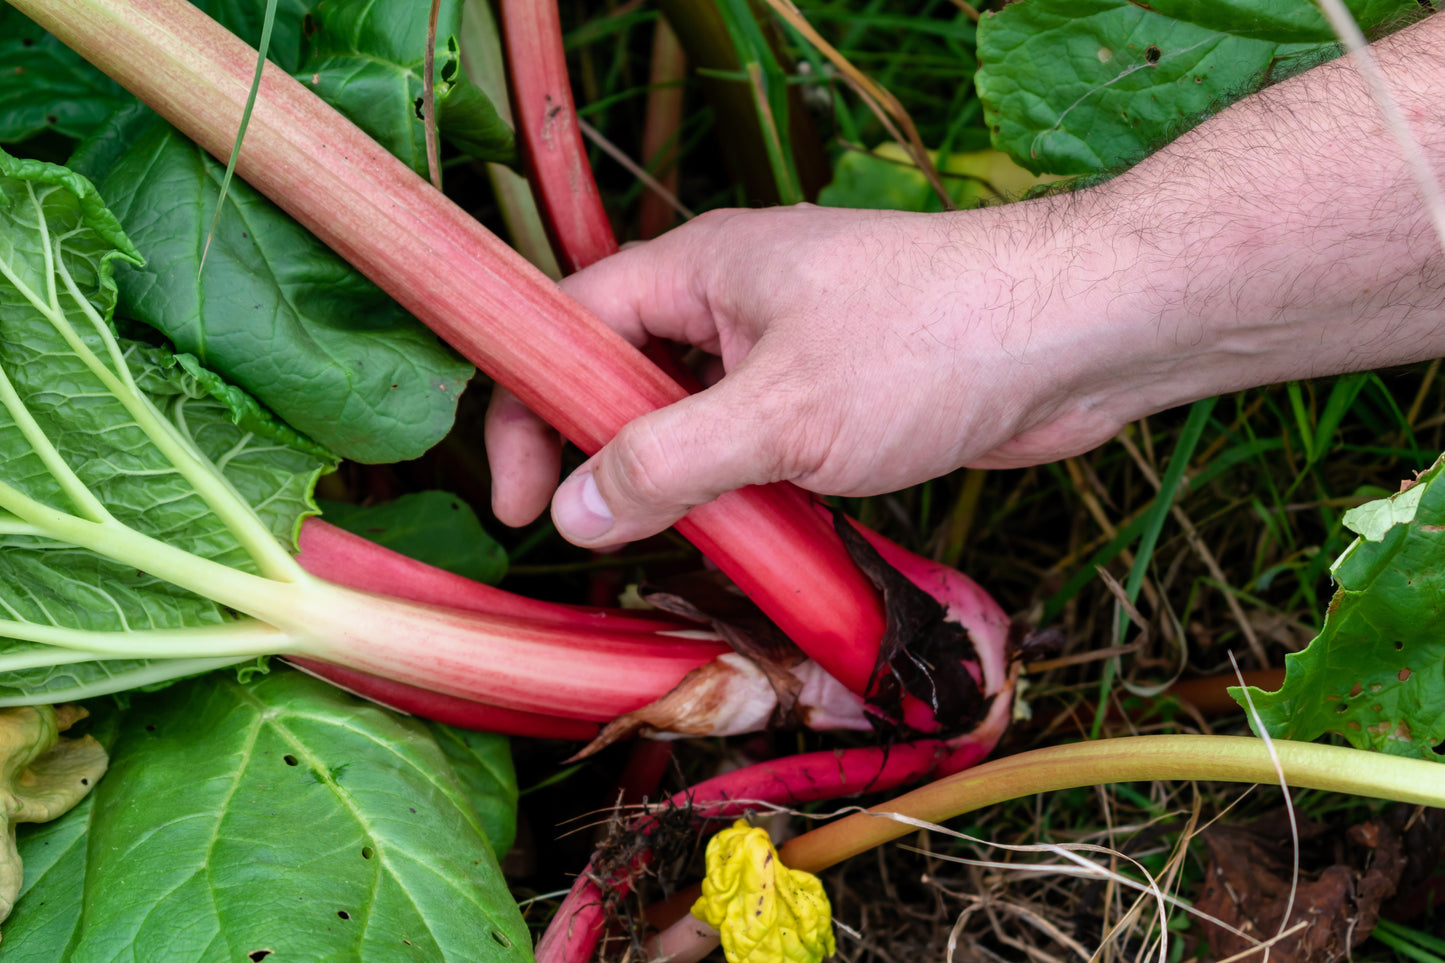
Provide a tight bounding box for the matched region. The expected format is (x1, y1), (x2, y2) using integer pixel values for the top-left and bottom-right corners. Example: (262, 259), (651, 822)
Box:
(1055, 11), (1445, 417)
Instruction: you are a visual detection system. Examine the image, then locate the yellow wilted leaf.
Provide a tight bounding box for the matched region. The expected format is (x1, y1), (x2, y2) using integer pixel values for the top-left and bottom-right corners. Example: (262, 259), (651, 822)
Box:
(691, 819), (835, 963)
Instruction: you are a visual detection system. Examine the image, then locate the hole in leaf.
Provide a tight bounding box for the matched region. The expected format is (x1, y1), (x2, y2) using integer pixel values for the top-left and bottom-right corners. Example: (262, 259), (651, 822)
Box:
(491, 930), (512, 948)
(249, 952), (273, 961)
(361, 846), (375, 860)
(338, 910), (351, 921)
(80, 777), (89, 786)
(1144, 45), (1161, 64)
(283, 754), (298, 766)
(145, 724), (156, 732)
(1394, 640), (1405, 651)
(1335, 703), (1349, 714)
(21, 37), (36, 47)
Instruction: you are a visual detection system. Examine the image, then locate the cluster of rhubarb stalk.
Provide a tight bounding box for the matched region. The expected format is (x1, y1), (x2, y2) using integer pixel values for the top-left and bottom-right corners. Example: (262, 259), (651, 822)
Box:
(15, 0), (1021, 958)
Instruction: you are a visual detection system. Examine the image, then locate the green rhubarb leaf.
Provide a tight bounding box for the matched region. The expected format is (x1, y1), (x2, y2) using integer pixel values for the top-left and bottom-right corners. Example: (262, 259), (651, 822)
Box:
(0, 147), (333, 702)
(69, 106), (473, 464)
(820, 142), (1056, 213)
(973, 0), (1413, 175)
(0, 6), (130, 145)
(319, 491), (508, 586)
(10, 671), (529, 962)
(426, 723), (518, 859)
(300, 0), (517, 171)
(5, 792), (92, 959)
(1241, 455), (1445, 759)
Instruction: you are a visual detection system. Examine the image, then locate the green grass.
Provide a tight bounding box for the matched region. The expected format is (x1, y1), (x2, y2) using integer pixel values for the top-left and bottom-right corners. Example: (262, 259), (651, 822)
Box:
(495, 2), (1445, 957)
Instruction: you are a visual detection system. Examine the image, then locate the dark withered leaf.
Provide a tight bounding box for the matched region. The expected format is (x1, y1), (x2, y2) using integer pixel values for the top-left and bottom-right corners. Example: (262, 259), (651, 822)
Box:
(830, 512), (985, 734)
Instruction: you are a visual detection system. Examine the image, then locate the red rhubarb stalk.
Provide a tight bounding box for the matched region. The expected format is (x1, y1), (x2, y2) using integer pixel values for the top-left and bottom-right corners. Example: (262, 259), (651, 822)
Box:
(535, 550), (1019, 963)
(296, 518), (687, 633)
(499, 0), (697, 389)
(286, 657), (602, 740)
(498, 0), (616, 272)
(22, 0), (889, 700)
(535, 679), (1016, 963)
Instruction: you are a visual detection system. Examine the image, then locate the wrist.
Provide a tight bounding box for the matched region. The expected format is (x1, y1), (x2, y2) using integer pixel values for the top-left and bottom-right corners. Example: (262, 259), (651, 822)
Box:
(1088, 14), (1445, 406)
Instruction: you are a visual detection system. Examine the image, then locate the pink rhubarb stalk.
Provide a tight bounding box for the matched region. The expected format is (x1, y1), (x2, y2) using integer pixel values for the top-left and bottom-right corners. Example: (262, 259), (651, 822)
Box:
(286, 657), (602, 740)
(535, 539), (1019, 963)
(260, 580), (730, 721)
(498, 0), (617, 272)
(535, 678), (1017, 963)
(296, 518), (685, 633)
(22, 0), (889, 700)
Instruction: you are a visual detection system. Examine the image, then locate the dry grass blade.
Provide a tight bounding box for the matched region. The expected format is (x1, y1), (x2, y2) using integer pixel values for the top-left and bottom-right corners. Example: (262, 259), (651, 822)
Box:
(1229, 652), (1300, 963)
(760, 0), (954, 209)
(1115, 432), (1266, 666)
(422, 0), (443, 191)
(577, 118), (696, 220)
(881, 809), (1270, 958)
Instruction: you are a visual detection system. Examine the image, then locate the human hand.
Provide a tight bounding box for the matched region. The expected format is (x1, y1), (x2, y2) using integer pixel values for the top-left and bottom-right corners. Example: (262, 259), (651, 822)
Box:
(486, 200), (1187, 547)
(488, 11), (1445, 550)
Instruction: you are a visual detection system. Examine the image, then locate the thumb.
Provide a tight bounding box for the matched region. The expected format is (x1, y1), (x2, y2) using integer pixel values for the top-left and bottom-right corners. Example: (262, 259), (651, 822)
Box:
(550, 371), (807, 547)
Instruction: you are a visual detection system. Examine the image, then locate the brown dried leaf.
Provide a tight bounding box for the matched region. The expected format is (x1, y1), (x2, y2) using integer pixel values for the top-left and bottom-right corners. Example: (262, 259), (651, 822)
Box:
(1194, 809), (1420, 962)
(567, 654), (786, 761)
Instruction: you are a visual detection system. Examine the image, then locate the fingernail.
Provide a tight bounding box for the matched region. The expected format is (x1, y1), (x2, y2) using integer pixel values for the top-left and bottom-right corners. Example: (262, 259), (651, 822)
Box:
(554, 472), (614, 542)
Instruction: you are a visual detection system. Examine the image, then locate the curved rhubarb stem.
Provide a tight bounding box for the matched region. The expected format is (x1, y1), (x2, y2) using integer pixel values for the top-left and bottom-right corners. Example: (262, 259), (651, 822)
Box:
(22, 0), (889, 701)
(779, 736), (1445, 872)
(535, 660), (1018, 963)
(534, 530), (1019, 962)
(499, 0), (616, 272)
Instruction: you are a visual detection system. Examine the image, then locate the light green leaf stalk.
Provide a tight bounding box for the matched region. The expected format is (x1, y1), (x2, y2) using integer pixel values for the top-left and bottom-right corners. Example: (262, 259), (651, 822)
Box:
(0, 147), (336, 703)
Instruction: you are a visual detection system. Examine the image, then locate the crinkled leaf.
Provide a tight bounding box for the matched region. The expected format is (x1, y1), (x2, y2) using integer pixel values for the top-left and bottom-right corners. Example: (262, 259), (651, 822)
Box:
(0, 6), (130, 144)
(1131, 0), (1417, 44)
(11, 672), (529, 962)
(1241, 455), (1445, 759)
(0, 705), (106, 928)
(973, 0), (1412, 175)
(69, 107), (473, 464)
(301, 0), (516, 171)
(693, 819), (835, 963)
(0, 148), (333, 702)
(319, 491), (508, 586)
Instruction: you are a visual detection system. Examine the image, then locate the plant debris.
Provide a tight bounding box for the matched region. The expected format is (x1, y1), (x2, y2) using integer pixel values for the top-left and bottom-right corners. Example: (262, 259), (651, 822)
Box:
(1194, 805), (1445, 962)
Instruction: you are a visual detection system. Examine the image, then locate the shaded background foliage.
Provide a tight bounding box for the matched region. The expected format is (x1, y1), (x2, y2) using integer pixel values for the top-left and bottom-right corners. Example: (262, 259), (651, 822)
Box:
(0, 0), (1443, 959)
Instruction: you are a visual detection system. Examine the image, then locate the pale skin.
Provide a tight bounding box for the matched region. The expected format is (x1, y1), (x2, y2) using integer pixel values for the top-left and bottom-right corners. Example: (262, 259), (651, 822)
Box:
(486, 12), (1445, 548)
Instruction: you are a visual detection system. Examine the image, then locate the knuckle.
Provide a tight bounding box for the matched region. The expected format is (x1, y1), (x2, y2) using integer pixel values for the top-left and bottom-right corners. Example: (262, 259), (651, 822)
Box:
(607, 419), (686, 511)
(747, 373), (841, 486)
